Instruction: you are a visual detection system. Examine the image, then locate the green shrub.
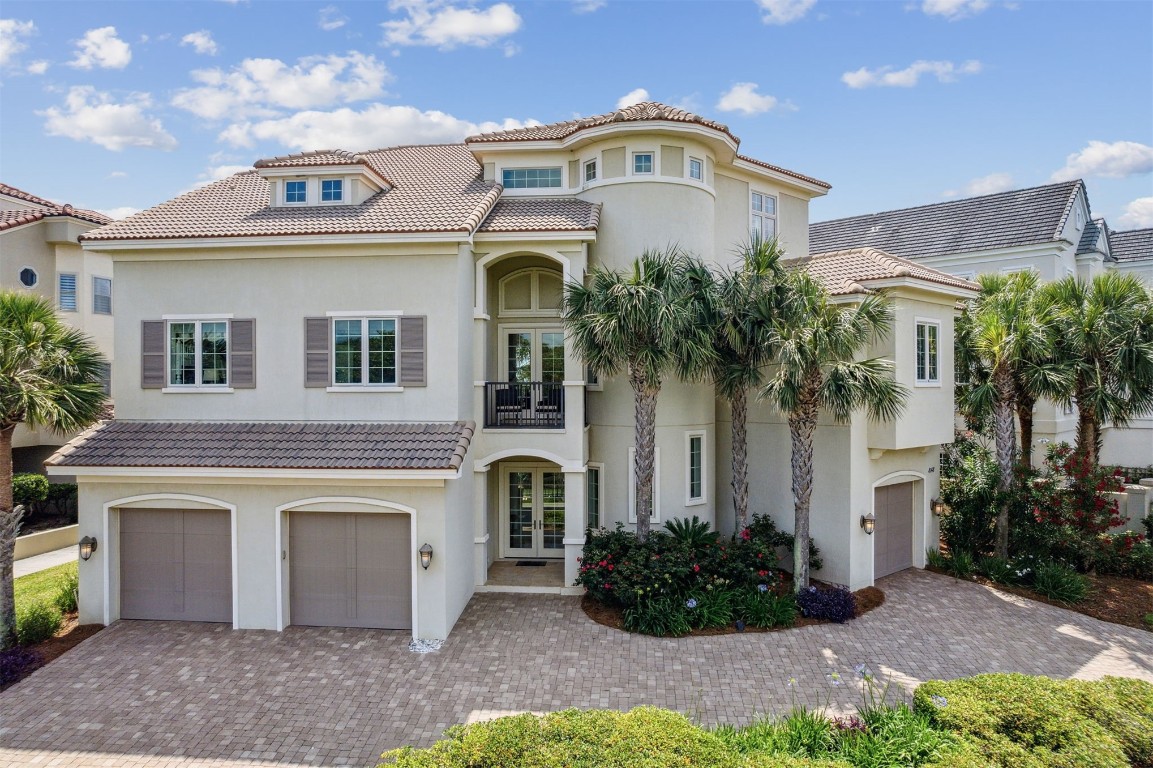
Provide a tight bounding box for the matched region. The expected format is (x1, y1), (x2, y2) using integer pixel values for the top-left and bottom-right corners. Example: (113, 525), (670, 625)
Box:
(735, 589), (796, 629)
(1068, 675), (1153, 766)
(1144, 613), (1153, 629)
(977, 556), (1016, 585)
(1093, 533), (1153, 580)
(12, 473), (49, 510)
(745, 513), (823, 572)
(1032, 562), (1088, 603)
(924, 548), (948, 570)
(836, 704), (958, 767)
(665, 515), (719, 548)
(938, 434), (998, 558)
(946, 549), (975, 579)
(777, 708), (835, 757)
(622, 595), (692, 637)
(53, 568), (79, 614)
(686, 588), (736, 629)
(16, 601), (62, 646)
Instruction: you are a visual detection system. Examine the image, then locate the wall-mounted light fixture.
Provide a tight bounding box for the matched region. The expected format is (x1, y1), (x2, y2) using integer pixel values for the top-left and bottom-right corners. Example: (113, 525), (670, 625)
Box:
(419, 543), (433, 570)
(931, 498), (946, 516)
(79, 536), (98, 561)
(860, 513), (876, 535)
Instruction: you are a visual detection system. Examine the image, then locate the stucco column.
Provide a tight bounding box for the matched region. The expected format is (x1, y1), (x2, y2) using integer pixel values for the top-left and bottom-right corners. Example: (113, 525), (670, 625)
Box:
(473, 466), (489, 586)
(562, 468), (586, 590)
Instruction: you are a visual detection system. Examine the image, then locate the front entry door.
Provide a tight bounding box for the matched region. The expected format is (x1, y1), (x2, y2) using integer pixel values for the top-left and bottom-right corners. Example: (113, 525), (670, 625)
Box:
(501, 465), (565, 559)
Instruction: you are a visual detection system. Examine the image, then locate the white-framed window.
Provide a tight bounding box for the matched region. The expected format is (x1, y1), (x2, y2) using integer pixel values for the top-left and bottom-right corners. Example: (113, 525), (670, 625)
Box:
(285, 180), (307, 204)
(96, 362), (112, 397)
(502, 167), (562, 189)
(321, 179), (343, 203)
(585, 365), (602, 391)
(628, 446), (661, 523)
(751, 191), (777, 238)
(168, 320), (229, 387)
(685, 430), (706, 506)
(332, 317), (397, 386)
(633, 152), (654, 175)
(915, 320), (941, 385)
(58, 274), (77, 312)
(92, 277), (112, 315)
(586, 463), (603, 529)
(689, 157), (703, 181)
(18, 267), (37, 288)
(498, 268), (563, 317)
(584, 159), (597, 183)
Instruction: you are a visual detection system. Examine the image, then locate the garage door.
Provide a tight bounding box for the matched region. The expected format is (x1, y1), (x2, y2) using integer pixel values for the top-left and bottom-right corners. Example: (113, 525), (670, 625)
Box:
(289, 512), (411, 630)
(120, 508), (232, 622)
(874, 483), (915, 579)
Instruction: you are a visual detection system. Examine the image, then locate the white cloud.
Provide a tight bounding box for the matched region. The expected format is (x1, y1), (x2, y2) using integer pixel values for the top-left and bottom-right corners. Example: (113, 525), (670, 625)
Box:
(26, 59), (47, 74)
(107, 170), (128, 178)
(219, 103), (535, 151)
(69, 26), (132, 69)
(319, 6), (348, 30)
(572, 0), (606, 12)
(756, 0), (816, 25)
(100, 206), (141, 220)
(1050, 140), (1153, 182)
(0, 19), (35, 66)
(616, 88), (649, 109)
(39, 86), (177, 151)
(382, 0), (522, 49)
(1117, 197), (1153, 229)
(920, 0), (989, 20)
(180, 30), (218, 56)
(172, 52), (390, 120)
(716, 82), (779, 115)
(944, 172), (1013, 198)
(842, 59), (981, 88)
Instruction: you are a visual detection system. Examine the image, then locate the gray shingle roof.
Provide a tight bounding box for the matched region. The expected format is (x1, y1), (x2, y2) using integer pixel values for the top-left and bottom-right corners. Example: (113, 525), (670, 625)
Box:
(1076, 217), (1106, 255)
(1109, 228), (1153, 262)
(47, 421), (475, 471)
(809, 180), (1084, 260)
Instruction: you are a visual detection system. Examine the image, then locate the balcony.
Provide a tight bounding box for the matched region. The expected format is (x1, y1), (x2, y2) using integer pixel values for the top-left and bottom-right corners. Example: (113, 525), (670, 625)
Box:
(483, 381), (565, 429)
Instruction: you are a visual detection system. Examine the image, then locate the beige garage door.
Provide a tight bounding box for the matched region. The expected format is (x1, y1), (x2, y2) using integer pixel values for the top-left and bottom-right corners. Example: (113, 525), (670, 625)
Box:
(289, 512), (411, 630)
(874, 483), (915, 579)
(120, 508), (232, 622)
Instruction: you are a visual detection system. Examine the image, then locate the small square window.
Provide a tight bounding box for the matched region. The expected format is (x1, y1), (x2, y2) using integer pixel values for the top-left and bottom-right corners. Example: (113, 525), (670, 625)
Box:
(93, 277), (112, 315)
(584, 159), (597, 183)
(633, 153), (653, 175)
(285, 180), (306, 203)
(321, 179), (343, 202)
(689, 158), (702, 181)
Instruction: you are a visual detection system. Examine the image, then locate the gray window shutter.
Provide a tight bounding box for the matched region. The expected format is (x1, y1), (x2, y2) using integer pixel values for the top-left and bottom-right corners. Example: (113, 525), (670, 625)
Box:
(230, 319), (256, 389)
(304, 317), (330, 387)
(399, 315), (426, 387)
(141, 320), (165, 389)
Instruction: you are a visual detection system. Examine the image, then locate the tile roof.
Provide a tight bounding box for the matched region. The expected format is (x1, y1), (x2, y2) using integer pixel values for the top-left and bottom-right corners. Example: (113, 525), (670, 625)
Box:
(793, 247), (980, 296)
(466, 101), (739, 144)
(0, 182), (111, 232)
(477, 198), (601, 232)
(1109, 227), (1153, 262)
(47, 420), (475, 471)
(809, 180), (1084, 260)
(735, 154), (831, 190)
(254, 149), (369, 168)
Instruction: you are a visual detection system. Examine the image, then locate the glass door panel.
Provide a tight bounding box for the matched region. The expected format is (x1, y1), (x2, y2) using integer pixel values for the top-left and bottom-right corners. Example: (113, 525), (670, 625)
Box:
(540, 332), (565, 384)
(500, 466), (567, 559)
(507, 471), (534, 554)
(507, 332), (533, 383)
(541, 471), (565, 552)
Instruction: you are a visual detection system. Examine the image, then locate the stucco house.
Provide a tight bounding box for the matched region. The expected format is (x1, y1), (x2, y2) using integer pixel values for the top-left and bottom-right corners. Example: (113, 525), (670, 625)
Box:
(47, 103), (974, 640)
(0, 183), (114, 476)
(810, 181), (1153, 466)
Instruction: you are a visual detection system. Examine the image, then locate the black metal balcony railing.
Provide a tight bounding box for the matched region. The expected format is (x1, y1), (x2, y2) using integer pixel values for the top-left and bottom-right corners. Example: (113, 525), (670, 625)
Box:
(484, 381), (565, 428)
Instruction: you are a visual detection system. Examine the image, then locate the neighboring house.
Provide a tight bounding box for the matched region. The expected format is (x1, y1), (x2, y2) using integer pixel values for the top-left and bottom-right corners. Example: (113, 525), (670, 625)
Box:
(810, 181), (1153, 465)
(0, 184), (113, 476)
(47, 103), (972, 640)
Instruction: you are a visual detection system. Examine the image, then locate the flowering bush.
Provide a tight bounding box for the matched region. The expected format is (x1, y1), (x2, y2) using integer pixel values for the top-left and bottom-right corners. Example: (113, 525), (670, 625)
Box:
(796, 585), (856, 623)
(1031, 444), (1127, 535)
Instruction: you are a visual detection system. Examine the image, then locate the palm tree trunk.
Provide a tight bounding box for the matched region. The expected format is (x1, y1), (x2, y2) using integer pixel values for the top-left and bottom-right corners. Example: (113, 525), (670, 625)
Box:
(731, 386), (749, 533)
(1, 425), (21, 650)
(992, 369), (1016, 559)
(788, 395), (819, 593)
(631, 368), (659, 543)
(1016, 395), (1035, 467)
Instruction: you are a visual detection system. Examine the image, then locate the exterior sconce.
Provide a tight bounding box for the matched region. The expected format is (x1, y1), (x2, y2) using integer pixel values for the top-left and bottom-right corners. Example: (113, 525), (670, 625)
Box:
(79, 536), (98, 561)
(418, 543), (433, 570)
(931, 498), (946, 516)
(860, 513), (876, 535)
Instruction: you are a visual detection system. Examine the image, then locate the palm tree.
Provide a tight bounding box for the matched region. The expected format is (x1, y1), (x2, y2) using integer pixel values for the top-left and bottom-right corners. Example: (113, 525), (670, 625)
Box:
(760, 272), (907, 591)
(1044, 272), (1153, 465)
(1, 292), (107, 649)
(955, 271), (1064, 558)
(563, 247), (714, 541)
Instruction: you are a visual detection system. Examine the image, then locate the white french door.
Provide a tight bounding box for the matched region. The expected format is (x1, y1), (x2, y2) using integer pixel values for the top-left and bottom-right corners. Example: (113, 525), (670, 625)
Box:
(500, 325), (565, 384)
(500, 464), (566, 559)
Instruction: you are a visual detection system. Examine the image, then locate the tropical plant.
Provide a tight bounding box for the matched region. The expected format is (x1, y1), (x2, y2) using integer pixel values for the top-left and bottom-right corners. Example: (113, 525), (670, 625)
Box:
(563, 248), (714, 541)
(0, 291), (107, 650)
(664, 515), (719, 548)
(759, 272), (907, 590)
(1042, 272), (1153, 465)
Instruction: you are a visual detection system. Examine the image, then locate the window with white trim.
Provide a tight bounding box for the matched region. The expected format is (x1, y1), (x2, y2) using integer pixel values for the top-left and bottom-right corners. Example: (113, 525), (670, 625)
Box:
(58, 274), (77, 311)
(586, 463), (603, 529)
(502, 168), (562, 189)
(689, 157), (703, 181)
(92, 277), (112, 315)
(586, 365), (602, 391)
(97, 362), (112, 397)
(628, 446), (661, 523)
(169, 320), (229, 387)
(333, 317), (397, 386)
(915, 320), (940, 385)
(584, 159), (597, 183)
(633, 152), (654, 175)
(19, 268), (37, 288)
(321, 179), (343, 202)
(751, 191), (776, 238)
(685, 430), (705, 505)
(285, 180), (306, 204)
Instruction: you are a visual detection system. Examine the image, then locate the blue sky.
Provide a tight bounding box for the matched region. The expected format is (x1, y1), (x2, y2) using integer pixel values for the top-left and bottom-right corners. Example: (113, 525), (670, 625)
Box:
(1, 0), (1151, 228)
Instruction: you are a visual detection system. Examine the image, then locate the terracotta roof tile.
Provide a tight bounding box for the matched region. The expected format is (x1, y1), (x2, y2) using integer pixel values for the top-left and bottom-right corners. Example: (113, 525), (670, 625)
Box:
(793, 247), (980, 296)
(0, 182), (112, 231)
(478, 198), (601, 232)
(47, 420), (475, 471)
(735, 154), (831, 190)
(466, 101), (739, 144)
(254, 149), (369, 168)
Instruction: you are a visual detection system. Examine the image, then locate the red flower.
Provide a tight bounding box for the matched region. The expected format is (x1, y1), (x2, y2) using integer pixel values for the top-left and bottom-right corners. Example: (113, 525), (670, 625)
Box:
(758, 570), (769, 577)
(693, 564), (700, 573)
(740, 529), (751, 541)
(607, 564), (614, 571)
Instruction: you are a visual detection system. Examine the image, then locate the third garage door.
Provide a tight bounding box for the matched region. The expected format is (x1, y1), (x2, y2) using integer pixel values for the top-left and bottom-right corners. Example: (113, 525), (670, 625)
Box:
(289, 512), (411, 630)
(874, 482), (915, 579)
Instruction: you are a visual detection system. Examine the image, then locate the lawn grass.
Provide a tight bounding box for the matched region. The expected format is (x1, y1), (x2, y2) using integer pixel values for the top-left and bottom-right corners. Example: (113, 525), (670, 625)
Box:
(14, 561), (76, 611)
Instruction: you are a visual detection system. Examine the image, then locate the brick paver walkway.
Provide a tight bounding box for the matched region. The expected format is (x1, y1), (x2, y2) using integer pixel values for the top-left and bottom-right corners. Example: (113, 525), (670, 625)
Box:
(1, 569), (1150, 767)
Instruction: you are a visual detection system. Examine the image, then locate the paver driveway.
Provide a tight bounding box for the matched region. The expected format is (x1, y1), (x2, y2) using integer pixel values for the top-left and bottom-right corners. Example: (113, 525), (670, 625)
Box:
(2, 569), (1151, 768)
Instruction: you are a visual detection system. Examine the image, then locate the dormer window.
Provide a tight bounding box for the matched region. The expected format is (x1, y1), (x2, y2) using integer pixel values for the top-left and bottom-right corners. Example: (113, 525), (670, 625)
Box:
(321, 179), (344, 203)
(285, 181), (306, 204)
(255, 150), (390, 208)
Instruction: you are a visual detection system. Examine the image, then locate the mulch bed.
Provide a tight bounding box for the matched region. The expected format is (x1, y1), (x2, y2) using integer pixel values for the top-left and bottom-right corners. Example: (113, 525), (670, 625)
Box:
(581, 575), (885, 637)
(926, 566), (1153, 632)
(1, 613), (103, 693)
